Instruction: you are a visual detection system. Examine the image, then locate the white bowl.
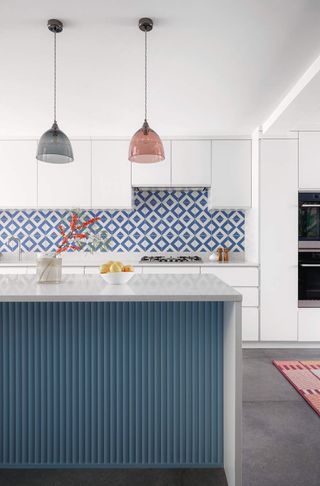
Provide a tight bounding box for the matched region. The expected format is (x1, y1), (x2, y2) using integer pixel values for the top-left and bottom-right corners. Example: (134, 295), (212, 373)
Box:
(100, 271), (134, 285)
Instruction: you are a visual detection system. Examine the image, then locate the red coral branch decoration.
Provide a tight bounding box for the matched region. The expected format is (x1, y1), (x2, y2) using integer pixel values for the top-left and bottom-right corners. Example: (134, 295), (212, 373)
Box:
(56, 212), (101, 255)
(81, 217), (100, 228)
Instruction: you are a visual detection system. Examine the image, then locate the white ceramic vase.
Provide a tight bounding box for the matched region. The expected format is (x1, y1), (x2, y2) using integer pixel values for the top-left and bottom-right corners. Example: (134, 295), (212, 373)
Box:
(36, 253), (62, 283)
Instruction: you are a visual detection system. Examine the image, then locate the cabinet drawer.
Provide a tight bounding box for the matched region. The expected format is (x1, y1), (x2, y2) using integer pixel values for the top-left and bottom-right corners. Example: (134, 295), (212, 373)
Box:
(298, 309), (320, 341)
(85, 266), (100, 275)
(62, 266), (84, 275)
(26, 267), (36, 275)
(142, 266), (200, 274)
(0, 266), (27, 274)
(234, 287), (259, 307)
(242, 307), (259, 341)
(201, 267), (258, 286)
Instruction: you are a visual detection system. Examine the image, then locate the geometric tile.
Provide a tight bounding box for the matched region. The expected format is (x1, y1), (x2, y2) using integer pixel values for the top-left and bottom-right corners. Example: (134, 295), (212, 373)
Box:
(0, 189), (245, 253)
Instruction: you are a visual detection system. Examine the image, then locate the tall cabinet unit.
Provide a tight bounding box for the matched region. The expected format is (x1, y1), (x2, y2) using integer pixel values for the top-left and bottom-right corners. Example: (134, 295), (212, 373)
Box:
(260, 139), (298, 341)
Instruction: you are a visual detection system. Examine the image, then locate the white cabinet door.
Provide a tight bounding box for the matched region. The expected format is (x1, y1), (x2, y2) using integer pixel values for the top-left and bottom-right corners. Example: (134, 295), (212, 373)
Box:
(131, 141), (171, 187)
(298, 309), (320, 341)
(260, 139), (298, 341)
(84, 266), (100, 275)
(0, 266), (28, 274)
(209, 140), (252, 209)
(92, 141), (132, 208)
(234, 287), (259, 307)
(0, 141), (37, 207)
(142, 266), (200, 274)
(26, 267), (36, 274)
(62, 266), (84, 275)
(201, 266), (259, 286)
(299, 132), (320, 189)
(242, 307), (259, 341)
(171, 140), (211, 186)
(38, 141), (91, 208)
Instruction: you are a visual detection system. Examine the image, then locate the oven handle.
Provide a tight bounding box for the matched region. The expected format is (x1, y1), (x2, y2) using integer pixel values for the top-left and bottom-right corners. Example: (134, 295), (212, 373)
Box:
(300, 264), (320, 267)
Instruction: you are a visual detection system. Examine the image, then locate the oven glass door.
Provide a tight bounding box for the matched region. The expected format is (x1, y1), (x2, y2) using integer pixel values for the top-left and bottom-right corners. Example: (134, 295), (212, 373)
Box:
(299, 251), (320, 306)
(299, 206), (320, 240)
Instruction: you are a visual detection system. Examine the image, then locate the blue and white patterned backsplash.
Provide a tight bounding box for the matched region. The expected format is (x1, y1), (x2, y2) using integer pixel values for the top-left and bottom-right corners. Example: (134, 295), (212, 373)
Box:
(0, 190), (245, 253)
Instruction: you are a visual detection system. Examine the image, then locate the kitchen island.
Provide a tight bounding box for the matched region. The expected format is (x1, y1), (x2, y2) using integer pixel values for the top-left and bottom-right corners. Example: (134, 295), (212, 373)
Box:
(0, 274), (242, 486)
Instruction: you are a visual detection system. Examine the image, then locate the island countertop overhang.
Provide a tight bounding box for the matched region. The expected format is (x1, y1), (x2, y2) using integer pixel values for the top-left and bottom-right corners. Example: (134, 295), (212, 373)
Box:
(0, 273), (242, 302)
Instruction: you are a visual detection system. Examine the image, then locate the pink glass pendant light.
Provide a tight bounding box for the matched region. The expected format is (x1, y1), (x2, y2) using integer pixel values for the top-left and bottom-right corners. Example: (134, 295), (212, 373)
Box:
(129, 18), (165, 164)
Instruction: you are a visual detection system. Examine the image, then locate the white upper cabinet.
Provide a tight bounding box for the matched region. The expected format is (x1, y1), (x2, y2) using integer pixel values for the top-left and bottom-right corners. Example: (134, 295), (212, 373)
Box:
(209, 140), (252, 209)
(0, 140), (38, 208)
(298, 132), (320, 189)
(171, 140), (211, 186)
(38, 141), (91, 208)
(92, 140), (132, 208)
(131, 141), (171, 187)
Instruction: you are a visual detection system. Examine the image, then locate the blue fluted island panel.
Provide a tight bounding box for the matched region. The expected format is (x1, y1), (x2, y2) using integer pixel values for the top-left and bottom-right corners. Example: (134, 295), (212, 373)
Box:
(0, 301), (223, 467)
(0, 275), (242, 486)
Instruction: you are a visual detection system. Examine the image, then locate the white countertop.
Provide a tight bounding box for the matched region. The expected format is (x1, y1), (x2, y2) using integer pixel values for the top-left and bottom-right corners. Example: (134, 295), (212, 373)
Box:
(0, 252), (259, 268)
(0, 274), (242, 302)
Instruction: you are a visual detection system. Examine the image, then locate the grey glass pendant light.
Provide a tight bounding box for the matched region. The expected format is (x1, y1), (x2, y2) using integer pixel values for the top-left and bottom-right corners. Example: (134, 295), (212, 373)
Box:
(36, 19), (74, 164)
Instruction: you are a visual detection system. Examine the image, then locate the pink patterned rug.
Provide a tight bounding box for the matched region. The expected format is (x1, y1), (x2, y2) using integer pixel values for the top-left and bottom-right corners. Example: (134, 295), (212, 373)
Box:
(273, 360), (320, 417)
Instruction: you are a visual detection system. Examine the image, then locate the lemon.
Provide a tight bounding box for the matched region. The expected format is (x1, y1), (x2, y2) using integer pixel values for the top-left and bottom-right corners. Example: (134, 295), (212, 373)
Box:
(100, 263), (110, 274)
(109, 262), (122, 273)
(115, 261), (124, 270)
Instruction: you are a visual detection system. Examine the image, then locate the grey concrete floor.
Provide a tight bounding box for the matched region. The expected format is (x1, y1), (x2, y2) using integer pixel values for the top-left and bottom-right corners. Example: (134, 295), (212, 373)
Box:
(243, 348), (320, 486)
(0, 349), (319, 486)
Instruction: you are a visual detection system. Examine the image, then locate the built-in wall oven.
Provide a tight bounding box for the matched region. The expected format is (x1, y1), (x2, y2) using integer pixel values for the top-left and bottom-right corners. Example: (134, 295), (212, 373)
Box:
(299, 192), (320, 248)
(299, 250), (320, 307)
(299, 192), (320, 307)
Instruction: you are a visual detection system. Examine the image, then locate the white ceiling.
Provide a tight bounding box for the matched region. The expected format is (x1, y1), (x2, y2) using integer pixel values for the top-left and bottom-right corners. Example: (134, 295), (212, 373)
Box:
(1, 0), (320, 137)
(262, 63), (320, 134)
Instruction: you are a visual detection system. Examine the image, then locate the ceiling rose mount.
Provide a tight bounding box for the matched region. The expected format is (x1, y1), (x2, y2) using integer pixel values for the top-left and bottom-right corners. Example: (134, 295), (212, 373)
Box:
(139, 18), (153, 32)
(47, 19), (63, 34)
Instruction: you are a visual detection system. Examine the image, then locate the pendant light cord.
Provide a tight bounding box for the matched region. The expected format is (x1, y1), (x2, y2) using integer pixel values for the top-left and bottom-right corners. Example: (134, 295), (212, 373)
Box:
(53, 31), (57, 123)
(144, 30), (147, 122)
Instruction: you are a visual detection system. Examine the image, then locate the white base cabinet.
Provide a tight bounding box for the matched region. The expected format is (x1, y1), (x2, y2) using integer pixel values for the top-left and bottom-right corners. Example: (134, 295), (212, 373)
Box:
(298, 309), (320, 341)
(142, 266), (200, 274)
(201, 266), (259, 341)
(242, 308), (259, 341)
(0, 262), (259, 342)
(201, 266), (258, 286)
